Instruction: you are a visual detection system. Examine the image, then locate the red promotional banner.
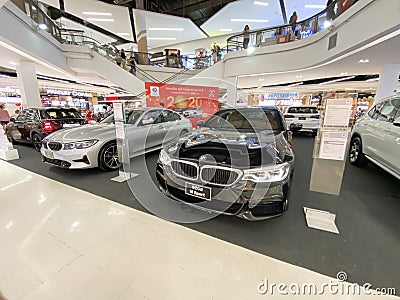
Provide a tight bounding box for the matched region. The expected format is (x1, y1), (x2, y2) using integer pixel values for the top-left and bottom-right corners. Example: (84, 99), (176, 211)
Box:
(145, 82), (219, 127)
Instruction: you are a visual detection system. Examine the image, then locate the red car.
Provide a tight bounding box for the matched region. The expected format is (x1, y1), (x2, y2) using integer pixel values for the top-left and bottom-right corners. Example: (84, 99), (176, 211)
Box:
(6, 107), (85, 150)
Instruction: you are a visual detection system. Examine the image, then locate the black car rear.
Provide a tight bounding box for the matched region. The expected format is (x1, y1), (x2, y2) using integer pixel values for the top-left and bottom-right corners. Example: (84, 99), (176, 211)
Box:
(156, 107), (296, 220)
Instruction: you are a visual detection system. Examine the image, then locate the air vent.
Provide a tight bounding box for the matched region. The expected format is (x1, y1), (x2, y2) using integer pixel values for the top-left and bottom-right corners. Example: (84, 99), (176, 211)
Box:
(328, 33), (338, 50)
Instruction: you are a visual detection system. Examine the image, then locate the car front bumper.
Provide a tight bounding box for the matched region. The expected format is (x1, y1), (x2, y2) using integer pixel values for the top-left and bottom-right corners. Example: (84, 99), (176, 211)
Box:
(41, 146), (100, 169)
(286, 120), (320, 131)
(156, 161), (292, 220)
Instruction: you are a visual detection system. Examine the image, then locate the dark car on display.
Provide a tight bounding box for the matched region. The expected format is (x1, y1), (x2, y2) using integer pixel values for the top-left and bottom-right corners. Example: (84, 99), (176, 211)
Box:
(6, 107), (85, 150)
(156, 107), (301, 220)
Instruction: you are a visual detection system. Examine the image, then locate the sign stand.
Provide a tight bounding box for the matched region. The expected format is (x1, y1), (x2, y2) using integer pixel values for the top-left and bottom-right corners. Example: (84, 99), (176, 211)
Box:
(304, 97), (354, 234)
(110, 102), (138, 183)
(0, 126), (19, 161)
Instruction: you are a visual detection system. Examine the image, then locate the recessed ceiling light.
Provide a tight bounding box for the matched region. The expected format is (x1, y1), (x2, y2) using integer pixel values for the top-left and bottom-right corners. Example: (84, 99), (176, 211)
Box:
(147, 37), (177, 41)
(231, 18), (269, 23)
(220, 29), (233, 32)
(254, 1), (269, 6)
(9, 61), (17, 65)
(359, 59), (370, 63)
(340, 72), (348, 75)
(296, 75), (303, 79)
(86, 18), (115, 22)
(305, 4), (326, 9)
(83, 12), (112, 16)
(148, 28), (183, 31)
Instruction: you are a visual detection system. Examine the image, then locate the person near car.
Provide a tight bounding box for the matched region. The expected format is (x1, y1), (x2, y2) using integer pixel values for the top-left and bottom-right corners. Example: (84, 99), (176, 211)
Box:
(289, 11), (298, 33)
(0, 104), (11, 131)
(85, 109), (93, 120)
(12, 109), (20, 119)
(243, 25), (250, 49)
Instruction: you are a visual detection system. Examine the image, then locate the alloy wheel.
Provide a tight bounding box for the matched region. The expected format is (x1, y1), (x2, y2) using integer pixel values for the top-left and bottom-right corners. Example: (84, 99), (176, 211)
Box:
(349, 140), (360, 163)
(32, 134), (42, 151)
(103, 144), (119, 169)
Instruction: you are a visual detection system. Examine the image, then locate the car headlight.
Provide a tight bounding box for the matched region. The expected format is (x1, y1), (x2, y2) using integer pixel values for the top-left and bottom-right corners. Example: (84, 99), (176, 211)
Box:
(63, 139), (98, 150)
(159, 149), (171, 166)
(242, 163), (290, 183)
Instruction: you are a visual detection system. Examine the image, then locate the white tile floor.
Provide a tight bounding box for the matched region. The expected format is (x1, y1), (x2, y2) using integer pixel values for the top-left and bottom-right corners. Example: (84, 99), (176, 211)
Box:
(0, 160), (397, 300)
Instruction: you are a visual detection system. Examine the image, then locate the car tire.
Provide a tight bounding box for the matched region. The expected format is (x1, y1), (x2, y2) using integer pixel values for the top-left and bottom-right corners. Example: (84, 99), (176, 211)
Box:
(349, 136), (368, 167)
(180, 129), (189, 137)
(31, 133), (42, 151)
(6, 130), (16, 144)
(98, 142), (120, 171)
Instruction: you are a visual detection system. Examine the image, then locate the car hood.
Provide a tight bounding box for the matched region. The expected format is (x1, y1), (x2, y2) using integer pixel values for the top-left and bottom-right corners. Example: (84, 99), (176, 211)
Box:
(170, 128), (291, 168)
(45, 124), (115, 142)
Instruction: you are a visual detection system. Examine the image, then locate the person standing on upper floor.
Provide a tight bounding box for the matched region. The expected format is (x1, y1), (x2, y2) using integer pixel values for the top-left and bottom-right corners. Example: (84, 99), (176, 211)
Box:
(326, 0), (335, 21)
(243, 25), (250, 49)
(115, 49), (122, 66)
(0, 104), (11, 131)
(120, 49), (126, 69)
(289, 11), (298, 33)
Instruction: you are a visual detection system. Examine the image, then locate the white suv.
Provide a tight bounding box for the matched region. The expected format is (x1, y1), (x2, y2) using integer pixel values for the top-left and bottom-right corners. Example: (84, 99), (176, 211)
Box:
(349, 95), (400, 180)
(284, 106), (320, 136)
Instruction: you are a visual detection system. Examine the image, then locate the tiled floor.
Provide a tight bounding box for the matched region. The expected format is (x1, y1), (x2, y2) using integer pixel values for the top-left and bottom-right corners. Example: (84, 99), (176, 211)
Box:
(0, 160), (397, 300)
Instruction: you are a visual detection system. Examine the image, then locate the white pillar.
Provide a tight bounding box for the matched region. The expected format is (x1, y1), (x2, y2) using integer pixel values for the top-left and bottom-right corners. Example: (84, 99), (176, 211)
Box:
(375, 64), (400, 103)
(226, 77), (238, 108)
(16, 61), (41, 108)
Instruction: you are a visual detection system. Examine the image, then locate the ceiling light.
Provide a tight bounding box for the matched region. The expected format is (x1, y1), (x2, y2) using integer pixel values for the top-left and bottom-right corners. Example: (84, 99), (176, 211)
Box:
(288, 82), (304, 87)
(86, 18), (115, 22)
(231, 18), (269, 23)
(305, 4), (326, 9)
(220, 29), (233, 32)
(366, 77), (379, 82)
(147, 37), (177, 41)
(9, 61), (17, 66)
(319, 76), (355, 85)
(82, 12), (112, 16)
(359, 59), (370, 63)
(254, 1), (269, 6)
(340, 72), (348, 75)
(148, 28), (184, 31)
(296, 75), (303, 79)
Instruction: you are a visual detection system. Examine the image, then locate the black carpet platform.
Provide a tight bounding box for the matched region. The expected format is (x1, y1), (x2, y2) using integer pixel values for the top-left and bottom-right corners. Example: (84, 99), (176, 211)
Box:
(8, 136), (400, 292)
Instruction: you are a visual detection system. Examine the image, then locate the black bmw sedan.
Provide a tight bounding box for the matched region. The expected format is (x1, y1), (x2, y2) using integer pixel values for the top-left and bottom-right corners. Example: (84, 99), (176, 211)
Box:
(156, 107), (299, 220)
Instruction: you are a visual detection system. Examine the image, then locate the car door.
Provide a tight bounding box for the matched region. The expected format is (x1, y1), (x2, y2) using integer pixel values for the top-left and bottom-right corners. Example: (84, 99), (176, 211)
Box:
(160, 110), (182, 144)
(9, 109), (28, 141)
(375, 98), (400, 173)
(24, 109), (40, 141)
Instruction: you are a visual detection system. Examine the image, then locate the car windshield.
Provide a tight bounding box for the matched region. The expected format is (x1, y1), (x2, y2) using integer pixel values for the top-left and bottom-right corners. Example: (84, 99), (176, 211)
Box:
(101, 109), (144, 124)
(287, 107), (318, 114)
(204, 109), (283, 132)
(44, 109), (82, 119)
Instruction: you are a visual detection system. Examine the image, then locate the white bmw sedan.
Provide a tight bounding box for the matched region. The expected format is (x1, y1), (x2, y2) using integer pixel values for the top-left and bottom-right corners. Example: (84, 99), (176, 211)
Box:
(41, 108), (192, 171)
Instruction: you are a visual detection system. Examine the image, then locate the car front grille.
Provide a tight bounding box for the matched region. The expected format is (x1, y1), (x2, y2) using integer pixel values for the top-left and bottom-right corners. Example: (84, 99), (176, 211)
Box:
(48, 142), (63, 151)
(200, 167), (241, 186)
(171, 160), (198, 179)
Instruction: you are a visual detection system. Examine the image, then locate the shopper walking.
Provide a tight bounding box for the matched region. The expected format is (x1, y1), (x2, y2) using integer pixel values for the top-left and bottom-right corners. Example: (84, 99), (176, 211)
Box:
(0, 104), (11, 131)
(289, 11), (298, 33)
(115, 50), (122, 66)
(128, 55), (136, 75)
(243, 25), (250, 49)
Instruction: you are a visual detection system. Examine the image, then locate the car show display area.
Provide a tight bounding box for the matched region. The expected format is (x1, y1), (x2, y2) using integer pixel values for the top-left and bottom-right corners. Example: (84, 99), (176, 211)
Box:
(8, 136), (400, 292)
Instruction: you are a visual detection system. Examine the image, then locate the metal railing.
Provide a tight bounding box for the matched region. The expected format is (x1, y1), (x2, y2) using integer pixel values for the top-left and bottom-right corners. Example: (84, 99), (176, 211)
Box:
(226, 0), (341, 52)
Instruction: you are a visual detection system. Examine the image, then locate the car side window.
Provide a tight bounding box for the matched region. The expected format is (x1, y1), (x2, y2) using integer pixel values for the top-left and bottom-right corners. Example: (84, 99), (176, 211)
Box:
(369, 102), (385, 120)
(139, 110), (163, 126)
(376, 99), (399, 122)
(26, 110), (39, 122)
(163, 110), (180, 122)
(16, 110), (28, 122)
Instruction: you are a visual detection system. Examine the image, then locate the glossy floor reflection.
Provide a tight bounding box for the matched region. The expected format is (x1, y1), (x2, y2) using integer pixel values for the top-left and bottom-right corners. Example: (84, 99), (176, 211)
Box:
(0, 160), (397, 300)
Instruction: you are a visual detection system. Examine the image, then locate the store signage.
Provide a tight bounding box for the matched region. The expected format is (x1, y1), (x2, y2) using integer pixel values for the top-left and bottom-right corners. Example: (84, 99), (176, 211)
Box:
(145, 82), (219, 127)
(0, 87), (20, 94)
(265, 93), (298, 99)
(46, 89), (93, 98)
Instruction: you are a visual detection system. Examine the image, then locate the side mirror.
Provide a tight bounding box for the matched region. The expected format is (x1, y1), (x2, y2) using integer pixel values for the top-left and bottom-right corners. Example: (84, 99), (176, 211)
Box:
(197, 120), (204, 127)
(289, 123), (303, 132)
(9, 118), (15, 123)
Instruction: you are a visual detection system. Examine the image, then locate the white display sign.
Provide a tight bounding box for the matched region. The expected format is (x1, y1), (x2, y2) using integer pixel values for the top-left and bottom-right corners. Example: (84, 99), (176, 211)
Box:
(113, 103), (124, 122)
(319, 131), (349, 161)
(323, 98), (352, 128)
(115, 123), (125, 139)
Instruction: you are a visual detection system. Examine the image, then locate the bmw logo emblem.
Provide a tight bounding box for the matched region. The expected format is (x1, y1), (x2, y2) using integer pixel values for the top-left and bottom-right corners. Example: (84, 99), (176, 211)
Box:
(199, 155), (208, 162)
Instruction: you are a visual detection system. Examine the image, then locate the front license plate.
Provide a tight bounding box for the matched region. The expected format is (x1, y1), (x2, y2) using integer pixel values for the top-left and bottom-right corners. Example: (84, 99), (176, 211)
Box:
(43, 149), (54, 159)
(299, 117), (306, 120)
(185, 183), (211, 201)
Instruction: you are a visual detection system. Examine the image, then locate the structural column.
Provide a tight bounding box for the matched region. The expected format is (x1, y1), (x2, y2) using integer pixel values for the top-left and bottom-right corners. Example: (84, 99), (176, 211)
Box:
(16, 61), (41, 108)
(133, 0), (148, 65)
(374, 64), (400, 103)
(225, 77), (238, 108)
